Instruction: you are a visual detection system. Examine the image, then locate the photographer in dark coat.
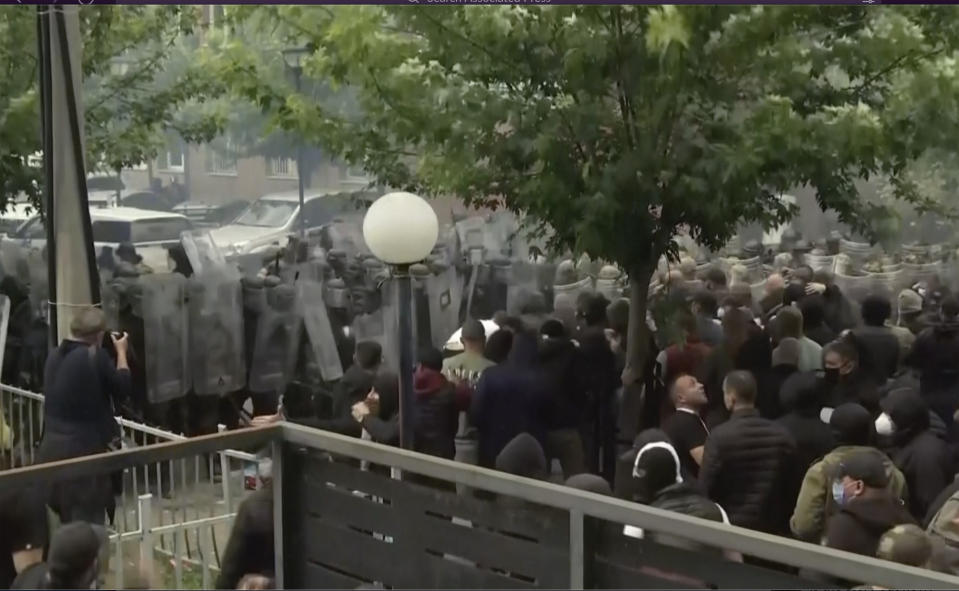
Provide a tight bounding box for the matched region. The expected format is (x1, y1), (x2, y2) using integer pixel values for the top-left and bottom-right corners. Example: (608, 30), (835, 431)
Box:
(38, 306), (130, 525)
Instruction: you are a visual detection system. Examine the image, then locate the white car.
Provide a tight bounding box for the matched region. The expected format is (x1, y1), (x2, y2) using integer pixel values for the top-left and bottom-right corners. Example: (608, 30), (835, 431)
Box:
(12, 207), (193, 271)
(209, 189), (364, 256)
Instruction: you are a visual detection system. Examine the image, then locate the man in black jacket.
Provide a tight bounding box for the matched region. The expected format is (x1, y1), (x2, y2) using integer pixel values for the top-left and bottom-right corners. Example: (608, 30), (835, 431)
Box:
(851, 295), (901, 381)
(825, 451), (916, 558)
(904, 296), (959, 440)
(879, 387), (953, 520)
(700, 370), (797, 534)
(822, 339), (881, 416)
(217, 460), (274, 589)
(538, 320), (587, 479)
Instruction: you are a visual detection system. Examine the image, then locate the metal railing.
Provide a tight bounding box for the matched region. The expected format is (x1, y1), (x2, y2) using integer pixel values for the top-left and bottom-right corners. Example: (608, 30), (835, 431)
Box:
(2, 423), (958, 589)
(0, 383), (260, 587)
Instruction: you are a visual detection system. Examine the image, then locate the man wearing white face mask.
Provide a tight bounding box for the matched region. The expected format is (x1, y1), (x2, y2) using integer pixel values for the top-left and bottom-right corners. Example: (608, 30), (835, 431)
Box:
(879, 388), (953, 520)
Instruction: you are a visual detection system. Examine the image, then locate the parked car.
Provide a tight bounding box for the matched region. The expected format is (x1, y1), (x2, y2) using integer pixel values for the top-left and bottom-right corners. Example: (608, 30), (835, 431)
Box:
(173, 200), (249, 228)
(11, 207), (193, 271)
(209, 189), (370, 256)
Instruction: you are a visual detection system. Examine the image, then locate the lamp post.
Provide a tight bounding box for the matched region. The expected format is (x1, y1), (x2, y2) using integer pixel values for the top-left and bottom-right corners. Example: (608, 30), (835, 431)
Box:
(110, 57), (131, 207)
(282, 46), (310, 241)
(362, 192), (439, 450)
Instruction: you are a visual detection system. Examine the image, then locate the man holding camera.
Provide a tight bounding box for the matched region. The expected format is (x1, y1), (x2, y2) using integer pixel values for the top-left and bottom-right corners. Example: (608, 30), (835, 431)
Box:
(38, 306), (130, 525)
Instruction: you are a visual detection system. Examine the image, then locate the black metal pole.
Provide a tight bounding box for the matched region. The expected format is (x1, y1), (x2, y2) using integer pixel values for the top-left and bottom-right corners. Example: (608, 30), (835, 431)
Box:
(396, 265), (415, 450)
(37, 6), (56, 346)
(294, 66), (306, 241)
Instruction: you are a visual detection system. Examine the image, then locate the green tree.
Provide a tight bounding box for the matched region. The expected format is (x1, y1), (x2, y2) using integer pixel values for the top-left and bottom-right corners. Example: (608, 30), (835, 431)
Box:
(0, 6), (228, 210)
(192, 7), (359, 186)
(228, 5), (959, 379)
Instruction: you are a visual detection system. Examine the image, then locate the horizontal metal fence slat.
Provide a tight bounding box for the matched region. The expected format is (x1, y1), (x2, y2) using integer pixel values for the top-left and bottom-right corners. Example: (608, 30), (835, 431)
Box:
(4, 381), (959, 590)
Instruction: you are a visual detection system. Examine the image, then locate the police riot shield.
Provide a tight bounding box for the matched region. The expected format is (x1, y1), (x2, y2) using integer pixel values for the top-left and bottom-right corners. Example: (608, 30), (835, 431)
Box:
(839, 239), (876, 267)
(0, 240), (25, 283)
(100, 277), (121, 331)
(181, 230), (227, 275)
(553, 277), (593, 310)
(426, 264), (462, 348)
(595, 265), (623, 302)
(411, 265), (431, 351)
(26, 249), (47, 319)
(326, 217), (370, 258)
(352, 280), (400, 370)
(904, 262), (943, 289)
(506, 261), (540, 317)
(804, 253), (836, 273)
(248, 284), (303, 394)
(298, 280), (344, 382)
(140, 274), (190, 404)
(834, 272), (872, 303)
(0, 294), (10, 384)
(188, 272), (246, 396)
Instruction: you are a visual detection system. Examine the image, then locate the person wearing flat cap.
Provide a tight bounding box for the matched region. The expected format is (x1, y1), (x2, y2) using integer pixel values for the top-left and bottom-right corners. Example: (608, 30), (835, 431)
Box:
(12, 521), (108, 589)
(824, 451), (916, 558)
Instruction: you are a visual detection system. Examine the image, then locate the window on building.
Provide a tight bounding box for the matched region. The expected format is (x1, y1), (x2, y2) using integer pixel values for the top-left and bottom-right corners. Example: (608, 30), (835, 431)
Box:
(206, 137), (237, 175)
(267, 157), (297, 179)
(157, 140), (185, 172)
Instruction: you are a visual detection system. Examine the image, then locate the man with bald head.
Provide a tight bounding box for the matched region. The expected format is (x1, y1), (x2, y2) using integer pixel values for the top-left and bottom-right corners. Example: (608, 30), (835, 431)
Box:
(761, 273), (786, 324)
(661, 374), (710, 480)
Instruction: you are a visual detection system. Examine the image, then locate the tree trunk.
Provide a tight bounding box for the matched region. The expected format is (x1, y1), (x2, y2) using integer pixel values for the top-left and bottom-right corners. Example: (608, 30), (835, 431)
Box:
(624, 261), (656, 385)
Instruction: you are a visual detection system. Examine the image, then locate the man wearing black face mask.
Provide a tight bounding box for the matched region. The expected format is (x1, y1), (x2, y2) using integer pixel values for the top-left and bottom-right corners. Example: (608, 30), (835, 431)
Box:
(822, 339), (880, 416)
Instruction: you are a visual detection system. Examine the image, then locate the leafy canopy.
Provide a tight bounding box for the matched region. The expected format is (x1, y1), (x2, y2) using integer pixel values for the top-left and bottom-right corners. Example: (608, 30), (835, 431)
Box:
(0, 6), (228, 211)
(227, 5), (959, 276)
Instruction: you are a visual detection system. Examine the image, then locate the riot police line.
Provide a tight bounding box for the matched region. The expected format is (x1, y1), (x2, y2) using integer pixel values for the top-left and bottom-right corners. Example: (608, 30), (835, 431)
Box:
(0, 210), (630, 441)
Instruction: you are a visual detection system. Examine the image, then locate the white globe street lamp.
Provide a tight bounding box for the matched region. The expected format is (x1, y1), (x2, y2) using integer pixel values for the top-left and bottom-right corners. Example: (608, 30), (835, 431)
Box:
(362, 191), (438, 449)
(362, 191), (439, 265)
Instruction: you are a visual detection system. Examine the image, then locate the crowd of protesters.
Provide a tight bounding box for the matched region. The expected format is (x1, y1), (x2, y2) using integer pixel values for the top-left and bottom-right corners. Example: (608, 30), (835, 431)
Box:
(12, 243), (959, 588)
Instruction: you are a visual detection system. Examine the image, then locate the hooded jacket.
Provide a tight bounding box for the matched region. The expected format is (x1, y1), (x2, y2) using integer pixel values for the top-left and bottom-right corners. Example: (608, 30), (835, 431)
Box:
(471, 332), (550, 468)
(800, 295), (838, 346)
(884, 389), (954, 519)
(824, 369), (881, 417)
(851, 325), (901, 381)
(495, 433), (548, 480)
(905, 319), (959, 428)
(217, 484), (274, 589)
(412, 367), (458, 460)
(825, 496), (917, 558)
(699, 407), (797, 534)
(537, 336), (586, 430)
(777, 372), (835, 473)
(629, 440), (730, 557)
(822, 284), (860, 333)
